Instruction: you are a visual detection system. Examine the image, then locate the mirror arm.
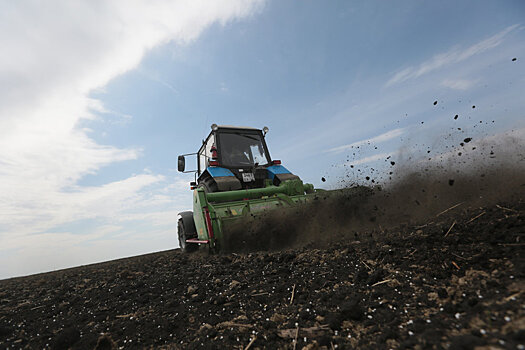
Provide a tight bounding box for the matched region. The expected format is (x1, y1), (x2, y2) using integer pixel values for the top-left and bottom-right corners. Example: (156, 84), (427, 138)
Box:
(178, 152), (199, 173)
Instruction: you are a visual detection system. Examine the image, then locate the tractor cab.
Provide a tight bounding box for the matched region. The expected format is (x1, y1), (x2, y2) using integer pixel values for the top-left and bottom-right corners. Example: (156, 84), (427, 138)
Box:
(178, 124), (300, 193)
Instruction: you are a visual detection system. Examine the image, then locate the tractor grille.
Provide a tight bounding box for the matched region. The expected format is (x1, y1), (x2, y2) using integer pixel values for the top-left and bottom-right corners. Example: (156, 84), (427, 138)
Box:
(229, 167), (268, 190)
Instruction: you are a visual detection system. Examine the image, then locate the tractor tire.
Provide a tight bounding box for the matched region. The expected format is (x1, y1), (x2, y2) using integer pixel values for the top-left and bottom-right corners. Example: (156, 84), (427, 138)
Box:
(198, 177), (218, 193)
(178, 213), (198, 253)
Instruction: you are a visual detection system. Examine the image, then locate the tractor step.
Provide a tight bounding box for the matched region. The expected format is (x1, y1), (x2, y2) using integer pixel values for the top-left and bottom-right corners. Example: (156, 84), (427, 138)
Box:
(186, 239), (209, 244)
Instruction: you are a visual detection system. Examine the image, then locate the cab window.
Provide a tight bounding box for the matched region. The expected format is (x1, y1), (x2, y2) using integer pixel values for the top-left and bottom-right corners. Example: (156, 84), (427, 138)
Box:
(198, 134), (215, 174)
(218, 131), (269, 167)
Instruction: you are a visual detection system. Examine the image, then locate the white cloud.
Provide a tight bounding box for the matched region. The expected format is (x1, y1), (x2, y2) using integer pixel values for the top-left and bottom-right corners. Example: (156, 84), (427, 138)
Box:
(385, 24), (519, 86)
(441, 78), (479, 91)
(344, 152), (392, 166)
(220, 82), (229, 92)
(0, 226), (179, 278)
(0, 0), (263, 278)
(327, 128), (405, 153)
(139, 69), (180, 95)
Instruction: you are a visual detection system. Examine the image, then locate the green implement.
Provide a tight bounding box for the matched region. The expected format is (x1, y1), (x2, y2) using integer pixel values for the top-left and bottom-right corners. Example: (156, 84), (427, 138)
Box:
(192, 179), (319, 252)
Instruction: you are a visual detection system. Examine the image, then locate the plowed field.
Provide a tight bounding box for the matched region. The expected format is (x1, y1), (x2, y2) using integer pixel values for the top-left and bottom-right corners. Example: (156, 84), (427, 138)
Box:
(1, 163), (524, 349)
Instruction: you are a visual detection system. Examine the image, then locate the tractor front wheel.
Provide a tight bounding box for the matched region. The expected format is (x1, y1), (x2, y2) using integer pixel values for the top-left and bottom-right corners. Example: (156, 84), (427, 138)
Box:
(178, 218), (198, 253)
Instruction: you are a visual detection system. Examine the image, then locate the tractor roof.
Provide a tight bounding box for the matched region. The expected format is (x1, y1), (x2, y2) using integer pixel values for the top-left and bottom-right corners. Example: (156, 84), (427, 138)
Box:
(200, 125), (264, 150)
(216, 125), (260, 131)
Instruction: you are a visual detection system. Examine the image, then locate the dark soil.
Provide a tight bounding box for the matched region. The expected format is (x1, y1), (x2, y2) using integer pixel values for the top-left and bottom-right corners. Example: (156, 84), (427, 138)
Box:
(1, 160), (524, 349)
(0, 197), (523, 349)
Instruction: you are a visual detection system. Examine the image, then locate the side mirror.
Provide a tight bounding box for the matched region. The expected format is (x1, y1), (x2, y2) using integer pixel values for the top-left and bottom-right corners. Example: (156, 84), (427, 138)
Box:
(178, 155), (185, 172)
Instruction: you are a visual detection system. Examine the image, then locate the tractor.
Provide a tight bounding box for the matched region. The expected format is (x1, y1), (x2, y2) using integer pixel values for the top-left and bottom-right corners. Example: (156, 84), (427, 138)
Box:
(177, 124), (325, 253)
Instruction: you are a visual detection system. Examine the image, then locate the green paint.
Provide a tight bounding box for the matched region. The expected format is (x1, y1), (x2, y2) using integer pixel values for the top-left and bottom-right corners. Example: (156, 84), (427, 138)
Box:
(191, 179), (320, 252)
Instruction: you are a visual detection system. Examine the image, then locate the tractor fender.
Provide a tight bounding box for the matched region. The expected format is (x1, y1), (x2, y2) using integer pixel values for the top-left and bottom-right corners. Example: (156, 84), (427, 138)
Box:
(201, 167), (242, 191)
(267, 165), (300, 185)
(178, 211), (197, 235)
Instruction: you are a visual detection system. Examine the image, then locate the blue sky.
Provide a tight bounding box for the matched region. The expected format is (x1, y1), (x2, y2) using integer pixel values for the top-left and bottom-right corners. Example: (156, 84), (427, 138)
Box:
(1, 0), (524, 279)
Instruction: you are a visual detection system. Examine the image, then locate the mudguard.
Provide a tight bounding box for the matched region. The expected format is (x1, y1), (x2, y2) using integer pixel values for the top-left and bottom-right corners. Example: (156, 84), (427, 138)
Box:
(179, 211), (196, 235)
(204, 167), (242, 191)
(267, 165), (300, 185)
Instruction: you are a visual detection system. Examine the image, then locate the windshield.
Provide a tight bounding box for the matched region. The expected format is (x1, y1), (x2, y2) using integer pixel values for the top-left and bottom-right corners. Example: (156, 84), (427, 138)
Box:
(218, 132), (269, 167)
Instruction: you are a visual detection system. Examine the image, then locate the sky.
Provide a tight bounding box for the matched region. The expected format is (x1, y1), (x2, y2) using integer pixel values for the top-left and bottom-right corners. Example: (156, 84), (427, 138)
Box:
(1, 0), (524, 279)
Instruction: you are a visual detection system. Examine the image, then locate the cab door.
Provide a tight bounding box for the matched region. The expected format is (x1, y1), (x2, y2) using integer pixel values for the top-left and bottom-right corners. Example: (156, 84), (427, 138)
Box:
(198, 133), (215, 176)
